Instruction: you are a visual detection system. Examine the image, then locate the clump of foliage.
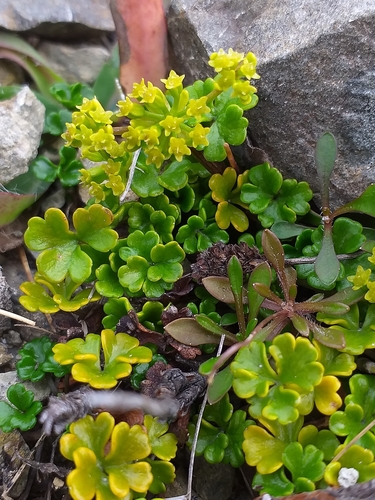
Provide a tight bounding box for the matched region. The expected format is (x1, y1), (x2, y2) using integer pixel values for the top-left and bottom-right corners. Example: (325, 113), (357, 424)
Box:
(3, 47), (375, 500)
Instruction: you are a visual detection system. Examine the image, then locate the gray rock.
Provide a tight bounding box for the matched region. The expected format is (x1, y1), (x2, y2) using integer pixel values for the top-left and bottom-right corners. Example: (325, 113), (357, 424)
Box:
(193, 456), (235, 500)
(0, 86), (45, 184)
(38, 40), (112, 83)
(0, 0), (114, 39)
(0, 371), (51, 402)
(0, 267), (12, 333)
(0, 344), (13, 367)
(167, 0), (375, 209)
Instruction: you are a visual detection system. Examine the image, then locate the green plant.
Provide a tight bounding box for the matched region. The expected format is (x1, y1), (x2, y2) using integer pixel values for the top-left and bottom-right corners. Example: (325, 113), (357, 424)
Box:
(10, 46), (375, 500)
(0, 384), (42, 432)
(60, 411), (177, 500)
(16, 336), (70, 381)
(52, 329), (152, 389)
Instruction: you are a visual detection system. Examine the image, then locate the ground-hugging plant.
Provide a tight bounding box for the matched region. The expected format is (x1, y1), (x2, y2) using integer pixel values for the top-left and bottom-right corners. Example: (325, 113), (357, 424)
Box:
(5, 48), (375, 499)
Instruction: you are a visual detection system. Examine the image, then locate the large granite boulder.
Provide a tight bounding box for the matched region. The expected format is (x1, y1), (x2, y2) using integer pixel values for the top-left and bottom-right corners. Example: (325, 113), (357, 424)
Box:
(167, 0), (375, 208)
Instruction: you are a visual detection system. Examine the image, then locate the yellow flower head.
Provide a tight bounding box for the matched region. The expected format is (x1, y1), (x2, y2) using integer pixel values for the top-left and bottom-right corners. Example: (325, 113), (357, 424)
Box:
(161, 70), (185, 89)
(88, 182), (105, 202)
(189, 123), (210, 148)
(105, 174), (125, 196)
(365, 280), (375, 303)
(239, 52), (260, 80)
(78, 98), (113, 125)
(347, 265), (371, 290)
(141, 126), (161, 149)
(122, 126), (142, 150)
(159, 115), (184, 136)
(168, 137), (191, 162)
(146, 147), (166, 168)
(232, 80), (257, 104)
(103, 159), (121, 175)
(208, 48), (244, 73)
(130, 78), (148, 100)
(186, 96), (210, 120)
(90, 125), (115, 152)
(117, 97), (134, 116)
(368, 247), (375, 265)
(214, 69), (236, 91)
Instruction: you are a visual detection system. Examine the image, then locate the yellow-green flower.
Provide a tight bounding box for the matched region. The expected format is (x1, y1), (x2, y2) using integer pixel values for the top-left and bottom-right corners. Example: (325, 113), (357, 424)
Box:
(79, 168), (91, 185)
(189, 123), (210, 148)
(214, 69), (236, 91)
(90, 125), (115, 152)
(159, 115), (184, 136)
(365, 280), (375, 303)
(161, 69), (185, 89)
(146, 147), (166, 168)
(186, 96), (210, 120)
(232, 80), (257, 104)
(208, 48), (244, 72)
(75, 124), (94, 145)
(117, 97), (134, 116)
(141, 126), (161, 148)
(168, 137), (191, 162)
(239, 52), (260, 80)
(130, 78), (148, 99)
(122, 126), (142, 150)
(62, 122), (77, 145)
(105, 174), (125, 196)
(78, 98), (113, 125)
(88, 182), (105, 202)
(103, 159), (121, 175)
(368, 247), (375, 265)
(140, 81), (160, 104)
(347, 265), (371, 290)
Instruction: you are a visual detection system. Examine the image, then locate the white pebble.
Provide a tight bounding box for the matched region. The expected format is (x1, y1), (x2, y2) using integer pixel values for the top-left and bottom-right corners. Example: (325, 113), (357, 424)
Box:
(338, 467), (359, 488)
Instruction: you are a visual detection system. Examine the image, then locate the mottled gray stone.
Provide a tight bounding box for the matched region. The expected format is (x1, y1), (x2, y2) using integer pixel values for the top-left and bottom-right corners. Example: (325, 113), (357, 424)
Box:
(38, 40), (112, 83)
(0, 267), (12, 333)
(0, 0), (114, 39)
(0, 86), (45, 184)
(167, 0), (375, 208)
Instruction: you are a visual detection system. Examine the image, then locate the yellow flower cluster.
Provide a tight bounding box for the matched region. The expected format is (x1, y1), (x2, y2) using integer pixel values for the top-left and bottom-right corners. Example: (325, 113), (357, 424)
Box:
(208, 48), (259, 104)
(116, 74), (211, 166)
(347, 248), (375, 302)
(115, 49), (259, 166)
(62, 49), (259, 202)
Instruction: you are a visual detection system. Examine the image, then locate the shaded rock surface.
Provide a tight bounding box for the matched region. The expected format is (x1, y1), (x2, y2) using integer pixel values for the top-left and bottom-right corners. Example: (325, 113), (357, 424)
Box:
(0, 86), (45, 184)
(167, 0), (375, 208)
(37, 40), (112, 83)
(0, 0), (114, 39)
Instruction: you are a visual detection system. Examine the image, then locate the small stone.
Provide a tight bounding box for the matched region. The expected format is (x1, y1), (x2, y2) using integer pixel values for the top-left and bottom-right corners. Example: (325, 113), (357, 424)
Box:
(0, 344), (13, 367)
(3, 330), (23, 348)
(0, 86), (45, 184)
(338, 467), (359, 488)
